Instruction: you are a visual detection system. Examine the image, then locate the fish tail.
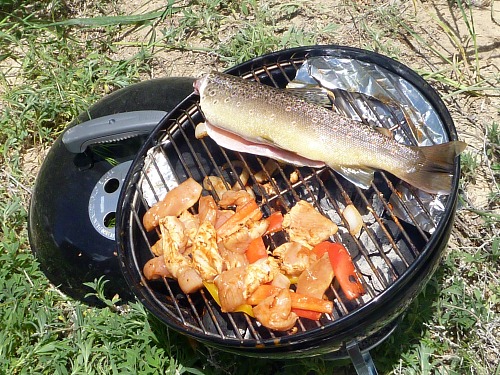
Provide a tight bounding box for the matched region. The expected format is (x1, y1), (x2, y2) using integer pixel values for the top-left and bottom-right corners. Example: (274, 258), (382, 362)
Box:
(402, 141), (467, 194)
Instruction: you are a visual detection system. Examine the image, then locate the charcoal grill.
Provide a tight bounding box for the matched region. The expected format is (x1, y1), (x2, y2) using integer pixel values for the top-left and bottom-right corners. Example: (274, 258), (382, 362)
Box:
(116, 46), (461, 372)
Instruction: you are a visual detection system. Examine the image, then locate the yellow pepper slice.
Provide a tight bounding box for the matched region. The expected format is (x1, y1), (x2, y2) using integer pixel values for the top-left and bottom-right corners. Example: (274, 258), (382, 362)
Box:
(203, 281), (254, 318)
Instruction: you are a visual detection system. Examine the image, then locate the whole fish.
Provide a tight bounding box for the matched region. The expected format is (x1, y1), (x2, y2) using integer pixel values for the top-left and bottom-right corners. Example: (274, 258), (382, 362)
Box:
(193, 71), (466, 195)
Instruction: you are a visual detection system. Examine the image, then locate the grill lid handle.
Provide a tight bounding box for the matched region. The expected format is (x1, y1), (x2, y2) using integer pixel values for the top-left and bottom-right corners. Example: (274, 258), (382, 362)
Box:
(62, 110), (167, 153)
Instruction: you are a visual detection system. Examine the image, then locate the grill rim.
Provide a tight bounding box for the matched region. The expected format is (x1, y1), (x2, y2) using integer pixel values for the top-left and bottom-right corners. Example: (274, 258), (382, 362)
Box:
(116, 45), (461, 356)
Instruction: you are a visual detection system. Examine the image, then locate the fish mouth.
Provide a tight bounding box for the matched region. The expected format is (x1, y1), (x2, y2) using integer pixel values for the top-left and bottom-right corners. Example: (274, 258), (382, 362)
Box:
(193, 74), (208, 95)
(193, 79), (201, 95)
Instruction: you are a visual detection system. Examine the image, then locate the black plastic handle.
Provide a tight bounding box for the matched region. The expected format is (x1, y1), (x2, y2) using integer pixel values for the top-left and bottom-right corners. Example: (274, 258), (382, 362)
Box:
(62, 110), (167, 153)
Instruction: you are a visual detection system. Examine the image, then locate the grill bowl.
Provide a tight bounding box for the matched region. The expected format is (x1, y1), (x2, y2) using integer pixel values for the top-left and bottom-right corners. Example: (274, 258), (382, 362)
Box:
(116, 45), (461, 358)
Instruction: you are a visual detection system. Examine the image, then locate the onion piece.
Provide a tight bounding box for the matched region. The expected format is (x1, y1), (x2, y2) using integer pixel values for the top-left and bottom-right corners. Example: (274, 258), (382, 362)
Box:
(343, 204), (363, 237)
(195, 122), (208, 139)
(254, 159), (280, 183)
(219, 161), (251, 191)
(203, 176), (229, 198)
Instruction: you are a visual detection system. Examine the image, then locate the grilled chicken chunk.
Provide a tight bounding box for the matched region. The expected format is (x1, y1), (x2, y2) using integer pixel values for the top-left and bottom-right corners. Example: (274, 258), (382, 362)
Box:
(214, 256), (279, 312)
(143, 178), (202, 231)
(283, 200), (338, 248)
(253, 288), (298, 331)
(296, 253), (334, 299)
(159, 217), (191, 278)
(221, 218), (269, 253)
(273, 241), (314, 276)
(191, 221), (223, 281)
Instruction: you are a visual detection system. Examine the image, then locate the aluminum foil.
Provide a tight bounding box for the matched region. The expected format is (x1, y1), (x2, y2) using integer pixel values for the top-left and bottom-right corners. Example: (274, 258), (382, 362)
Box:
(141, 146), (178, 207)
(290, 56), (449, 145)
(289, 56), (451, 234)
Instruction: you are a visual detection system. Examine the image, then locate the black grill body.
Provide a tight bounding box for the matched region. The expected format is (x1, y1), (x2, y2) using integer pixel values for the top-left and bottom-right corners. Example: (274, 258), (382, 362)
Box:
(116, 46), (461, 358)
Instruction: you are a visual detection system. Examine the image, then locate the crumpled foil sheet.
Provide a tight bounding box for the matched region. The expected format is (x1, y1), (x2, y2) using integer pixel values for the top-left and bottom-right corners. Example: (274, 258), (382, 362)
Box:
(289, 56), (451, 235)
(291, 56), (449, 146)
(141, 146), (178, 207)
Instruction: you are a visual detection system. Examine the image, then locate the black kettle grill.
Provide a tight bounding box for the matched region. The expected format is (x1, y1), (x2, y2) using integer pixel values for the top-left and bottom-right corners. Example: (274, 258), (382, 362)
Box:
(29, 46), (461, 375)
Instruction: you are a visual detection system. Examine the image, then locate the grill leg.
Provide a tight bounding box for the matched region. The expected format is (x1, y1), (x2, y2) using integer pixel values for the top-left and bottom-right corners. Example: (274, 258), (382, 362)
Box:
(346, 340), (378, 375)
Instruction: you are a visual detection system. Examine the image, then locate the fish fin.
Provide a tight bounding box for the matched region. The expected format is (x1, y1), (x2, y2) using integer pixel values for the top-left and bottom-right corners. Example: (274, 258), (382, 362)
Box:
(402, 140), (467, 195)
(285, 87), (333, 108)
(332, 166), (376, 189)
(374, 127), (394, 139)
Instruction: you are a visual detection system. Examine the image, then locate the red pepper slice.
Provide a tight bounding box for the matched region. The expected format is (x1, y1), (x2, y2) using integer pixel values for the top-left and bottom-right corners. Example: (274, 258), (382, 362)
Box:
(264, 211), (284, 235)
(313, 241), (365, 300)
(291, 308), (322, 321)
(245, 236), (268, 264)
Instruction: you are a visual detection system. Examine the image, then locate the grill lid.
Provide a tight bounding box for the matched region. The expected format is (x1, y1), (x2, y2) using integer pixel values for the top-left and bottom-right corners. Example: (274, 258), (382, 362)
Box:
(116, 46), (461, 356)
(28, 78), (195, 304)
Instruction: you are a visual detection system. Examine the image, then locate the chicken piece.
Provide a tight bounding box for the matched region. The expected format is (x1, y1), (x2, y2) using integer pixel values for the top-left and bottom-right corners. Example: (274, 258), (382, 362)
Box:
(151, 238), (163, 256)
(214, 256), (278, 312)
(143, 255), (172, 280)
(218, 190), (253, 210)
(283, 200), (338, 248)
(214, 266), (247, 312)
(143, 177), (202, 231)
(198, 195), (217, 225)
(273, 242), (314, 276)
(214, 209), (234, 230)
(222, 218), (269, 253)
(177, 266), (204, 294)
(296, 253), (334, 299)
(159, 218), (191, 279)
(218, 243), (248, 271)
(253, 288), (298, 331)
(191, 221), (224, 281)
(178, 210), (200, 232)
(178, 210), (200, 248)
(243, 257), (279, 299)
(162, 216), (188, 251)
(157, 218), (203, 293)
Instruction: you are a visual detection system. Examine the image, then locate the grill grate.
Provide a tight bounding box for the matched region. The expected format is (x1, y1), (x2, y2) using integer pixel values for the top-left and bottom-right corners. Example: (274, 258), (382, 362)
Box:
(118, 49), (455, 353)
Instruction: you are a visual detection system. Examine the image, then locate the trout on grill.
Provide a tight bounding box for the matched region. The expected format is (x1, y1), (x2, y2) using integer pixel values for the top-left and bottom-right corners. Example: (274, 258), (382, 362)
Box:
(194, 71), (466, 195)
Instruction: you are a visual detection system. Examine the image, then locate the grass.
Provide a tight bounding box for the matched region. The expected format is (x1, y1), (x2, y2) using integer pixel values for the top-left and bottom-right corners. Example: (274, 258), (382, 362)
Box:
(1, 0), (499, 374)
